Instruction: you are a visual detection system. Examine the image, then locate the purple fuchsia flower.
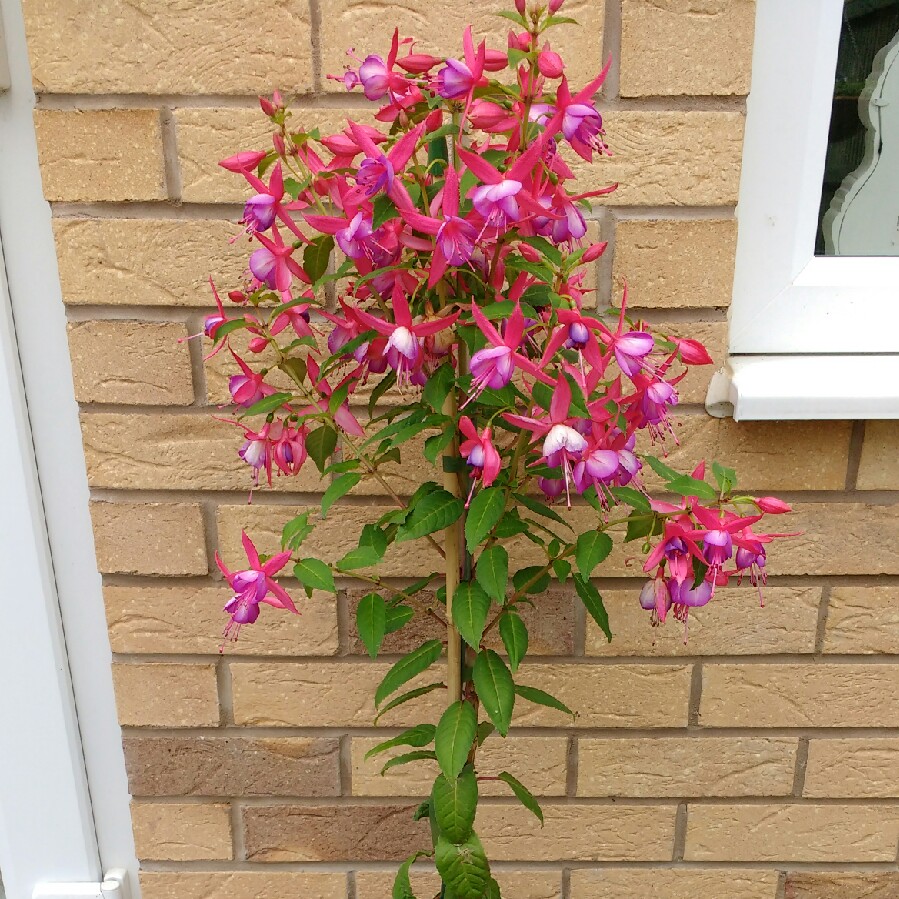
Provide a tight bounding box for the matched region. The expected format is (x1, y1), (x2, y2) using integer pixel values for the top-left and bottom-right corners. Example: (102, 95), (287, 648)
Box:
(459, 415), (502, 505)
(639, 576), (672, 626)
(228, 350), (278, 409)
(216, 531), (298, 643)
(242, 193), (278, 232)
(539, 63), (614, 162)
(345, 120), (424, 206)
(248, 226), (308, 298)
(337, 211), (375, 260)
(271, 424), (308, 477)
(359, 54), (391, 99)
(436, 27), (486, 107)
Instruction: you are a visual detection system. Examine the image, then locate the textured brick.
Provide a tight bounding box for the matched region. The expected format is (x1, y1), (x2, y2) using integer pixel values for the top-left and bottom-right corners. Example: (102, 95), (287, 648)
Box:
(575, 112), (745, 205)
(81, 412), (326, 493)
(125, 736), (340, 797)
(355, 870), (560, 899)
(91, 501), (207, 576)
(53, 219), (245, 307)
(585, 586), (821, 657)
(231, 662), (691, 728)
(700, 664), (899, 727)
(823, 586), (899, 654)
(67, 321), (193, 405)
(139, 872), (346, 899)
(131, 801), (230, 861)
(244, 803), (428, 861)
(620, 0), (756, 97)
(346, 586), (575, 656)
(351, 735), (568, 796)
(685, 804), (899, 862)
(857, 421), (899, 489)
(478, 804), (675, 861)
(113, 663), (219, 727)
(34, 110), (165, 202)
(578, 737), (797, 797)
(320, 0), (604, 94)
(23, 0), (312, 95)
(104, 584), (338, 656)
(784, 872), (899, 899)
(613, 220), (738, 308)
(571, 868), (779, 899)
(804, 739), (899, 798)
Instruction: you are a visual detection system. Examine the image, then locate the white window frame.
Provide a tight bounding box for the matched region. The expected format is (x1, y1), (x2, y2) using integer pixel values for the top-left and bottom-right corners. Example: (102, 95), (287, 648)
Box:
(706, 0), (899, 420)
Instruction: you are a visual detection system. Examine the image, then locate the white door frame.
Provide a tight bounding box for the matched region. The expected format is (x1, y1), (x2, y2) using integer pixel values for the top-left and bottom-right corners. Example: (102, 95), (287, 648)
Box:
(0, 0), (138, 896)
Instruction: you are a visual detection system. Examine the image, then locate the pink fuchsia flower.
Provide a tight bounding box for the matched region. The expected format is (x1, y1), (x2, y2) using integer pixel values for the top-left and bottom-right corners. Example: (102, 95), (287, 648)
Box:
(228, 350), (278, 408)
(216, 531), (297, 643)
(459, 416), (502, 504)
(270, 299), (314, 339)
(436, 27), (486, 104)
(301, 357), (366, 438)
(668, 577), (713, 641)
(272, 424), (308, 477)
(345, 121), (425, 205)
(248, 227), (308, 297)
(540, 59), (613, 161)
(639, 576), (672, 626)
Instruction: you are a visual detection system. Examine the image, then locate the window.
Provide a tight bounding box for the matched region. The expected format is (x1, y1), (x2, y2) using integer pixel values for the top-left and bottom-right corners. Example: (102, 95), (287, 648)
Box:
(706, 0), (899, 420)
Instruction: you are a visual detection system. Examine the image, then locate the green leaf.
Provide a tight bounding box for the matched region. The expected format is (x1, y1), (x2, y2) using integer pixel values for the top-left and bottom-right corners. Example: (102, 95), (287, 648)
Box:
(213, 317), (250, 341)
(306, 426), (338, 474)
(424, 427), (456, 465)
(452, 582), (491, 650)
(368, 370), (397, 415)
(497, 771), (543, 824)
(465, 487), (506, 552)
(475, 545), (508, 603)
(494, 8), (527, 25)
(356, 593), (387, 658)
(666, 475), (718, 503)
(575, 531), (613, 578)
(552, 558), (571, 583)
(375, 640), (444, 707)
(499, 610), (528, 673)
(519, 235), (562, 266)
(573, 574), (611, 643)
(336, 545), (383, 571)
(365, 724), (435, 760)
(359, 523), (389, 555)
(512, 565), (550, 595)
(392, 852), (424, 899)
(375, 682), (445, 723)
(610, 486), (651, 512)
(373, 194), (400, 230)
(435, 701), (478, 779)
(396, 489), (464, 543)
(321, 472), (361, 518)
(476, 721), (495, 746)
(512, 492), (573, 530)
(644, 455), (681, 482)
(303, 234), (334, 284)
(384, 604), (415, 634)
(427, 133), (449, 176)
(435, 833), (491, 899)
(711, 461), (737, 494)
(293, 558), (335, 593)
(514, 683), (573, 718)
(545, 13), (579, 25)
(241, 391), (292, 417)
(422, 362), (455, 413)
(432, 766), (478, 843)
(472, 650), (515, 737)
(281, 512), (313, 550)
(381, 750), (437, 774)
(412, 800), (430, 822)
(625, 511), (656, 543)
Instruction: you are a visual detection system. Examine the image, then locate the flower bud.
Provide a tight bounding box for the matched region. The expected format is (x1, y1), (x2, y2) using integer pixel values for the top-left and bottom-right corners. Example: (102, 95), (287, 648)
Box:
(483, 49), (509, 71)
(674, 337), (714, 366)
(396, 53), (440, 73)
(219, 150), (268, 173)
(509, 30), (531, 51)
(228, 290), (246, 302)
(549, 0), (564, 11)
(515, 0), (526, 12)
(518, 242), (541, 262)
(425, 109), (444, 132)
(259, 96), (277, 116)
(248, 336), (269, 353)
(581, 241), (608, 262)
(537, 48), (564, 78)
(272, 133), (286, 156)
(755, 496), (793, 514)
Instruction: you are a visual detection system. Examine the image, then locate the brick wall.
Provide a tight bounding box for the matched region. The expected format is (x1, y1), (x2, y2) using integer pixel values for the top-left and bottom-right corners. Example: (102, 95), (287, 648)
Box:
(21, 0), (899, 897)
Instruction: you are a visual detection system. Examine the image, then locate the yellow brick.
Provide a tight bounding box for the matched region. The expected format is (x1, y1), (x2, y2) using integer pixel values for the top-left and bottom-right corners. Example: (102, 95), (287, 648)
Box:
(585, 587), (821, 657)
(351, 736), (568, 796)
(570, 868), (779, 899)
(857, 421), (899, 489)
(320, 0), (604, 94)
(578, 737), (797, 797)
(685, 804), (899, 862)
(823, 586), (899, 654)
(804, 738), (899, 798)
(478, 804), (675, 861)
(113, 663), (219, 727)
(613, 219), (738, 308)
(131, 801), (230, 861)
(575, 112), (745, 206)
(139, 872), (346, 899)
(700, 664), (899, 728)
(23, 0), (312, 95)
(90, 501), (207, 576)
(355, 870), (560, 898)
(783, 872), (899, 898)
(53, 219), (245, 307)
(80, 412), (326, 493)
(35, 110), (165, 202)
(67, 321), (194, 406)
(620, 0), (756, 97)
(104, 584), (338, 656)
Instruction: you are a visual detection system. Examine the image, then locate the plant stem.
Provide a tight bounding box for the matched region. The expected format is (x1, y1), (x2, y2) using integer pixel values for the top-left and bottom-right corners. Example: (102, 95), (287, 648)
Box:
(442, 374), (464, 705)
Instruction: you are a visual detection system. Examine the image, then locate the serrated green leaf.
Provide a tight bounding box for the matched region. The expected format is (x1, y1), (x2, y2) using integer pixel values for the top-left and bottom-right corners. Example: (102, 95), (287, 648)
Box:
(424, 427), (456, 465)
(432, 766), (478, 843)
(303, 234), (334, 284)
(625, 511), (656, 543)
(666, 475), (719, 503)
(575, 531), (613, 578)
(472, 650), (515, 737)
(375, 640), (444, 707)
(368, 370), (397, 415)
(336, 545), (383, 571)
(281, 512), (313, 550)
(241, 391), (292, 418)
(512, 565), (551, 595)
(381, 749), (437, 774)
(374, 682), (445, 723)
(293, 558), (335, 593)
(373, 194), (400, 230)
(512, 492), (573, 529)
(422, 362), (455, 413)
(465, 487), (506, 552)
(359, 523), (389, 555)
(610, 485), (651, 512)
(452, 583), (491, 650)
(475, 545), (508, 602)
(514, 683), (574, 718)
(356, 592), (387, 658)
(499, 610), (528, 673)
(321, 472), (362, 518)
(552, 558), (571, 583)
(644, 455), (681, 482)
(476, 721), (495, 746)
(306, 426), (338, 474)
(392, 853), (421, 899)
(573, 574), (611, 642)
(435, 701), (477, 779)
(435, 833), (491, 899)
(497, 771), (543, 824)
(711, 461), (737, 494)
(384, 604), (415, 634)
(365, 723), (435, 760)
(396, 489), (464, 543)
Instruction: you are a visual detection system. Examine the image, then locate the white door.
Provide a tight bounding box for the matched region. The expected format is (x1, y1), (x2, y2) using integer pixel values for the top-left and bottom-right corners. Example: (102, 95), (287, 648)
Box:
(0, 1), (138, 896)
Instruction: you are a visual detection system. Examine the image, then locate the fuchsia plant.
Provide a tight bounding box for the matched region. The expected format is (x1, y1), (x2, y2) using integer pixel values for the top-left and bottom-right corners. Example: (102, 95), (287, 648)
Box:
(204, 4), (794, 895)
